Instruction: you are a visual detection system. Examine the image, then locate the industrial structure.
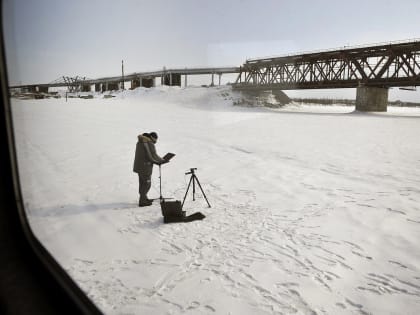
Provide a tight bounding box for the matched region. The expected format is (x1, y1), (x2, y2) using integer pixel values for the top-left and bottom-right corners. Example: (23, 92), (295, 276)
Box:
(233, 39), (420, 111)
(9, 39), (420, 111)
(10, 67), (239, 94)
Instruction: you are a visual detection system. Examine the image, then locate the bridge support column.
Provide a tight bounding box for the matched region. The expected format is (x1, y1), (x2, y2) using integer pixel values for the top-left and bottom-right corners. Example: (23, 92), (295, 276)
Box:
(163, 73), (181, 86)
(140, 78), (154, 88)
(184, 74), (187, 87)
(210, 73), (214, 86)
(355, 86), (388, 112)
(38, 86), (48, 93)
(81, 84), (91, 92)
(131, 79), (140, 89)
(106, 82), (119, 91)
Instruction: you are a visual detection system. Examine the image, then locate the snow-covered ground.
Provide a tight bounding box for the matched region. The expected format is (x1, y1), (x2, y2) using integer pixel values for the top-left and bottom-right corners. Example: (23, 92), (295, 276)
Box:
(11, 86), (420, 314)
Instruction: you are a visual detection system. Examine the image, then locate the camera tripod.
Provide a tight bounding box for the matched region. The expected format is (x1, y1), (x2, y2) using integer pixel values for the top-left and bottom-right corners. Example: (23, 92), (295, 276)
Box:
(182, 168), (211, 208)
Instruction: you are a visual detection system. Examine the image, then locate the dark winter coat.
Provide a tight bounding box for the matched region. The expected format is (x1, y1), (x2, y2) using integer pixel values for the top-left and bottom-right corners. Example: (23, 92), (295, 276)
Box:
(133, 134), (165, 175)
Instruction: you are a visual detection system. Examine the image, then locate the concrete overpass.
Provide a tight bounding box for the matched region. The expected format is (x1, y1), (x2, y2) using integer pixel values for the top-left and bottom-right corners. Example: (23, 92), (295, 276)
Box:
(9, 67), (240, 94)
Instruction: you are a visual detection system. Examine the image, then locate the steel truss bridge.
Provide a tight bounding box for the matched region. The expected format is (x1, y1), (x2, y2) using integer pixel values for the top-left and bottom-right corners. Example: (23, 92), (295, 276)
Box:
(232, 39), (420, 90)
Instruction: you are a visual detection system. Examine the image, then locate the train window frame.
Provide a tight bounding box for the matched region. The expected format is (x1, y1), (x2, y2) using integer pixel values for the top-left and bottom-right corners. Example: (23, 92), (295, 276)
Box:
(0, 2), (102, 313)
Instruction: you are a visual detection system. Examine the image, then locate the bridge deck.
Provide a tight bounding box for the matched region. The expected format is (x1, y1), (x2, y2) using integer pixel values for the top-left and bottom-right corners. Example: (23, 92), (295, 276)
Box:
(234, 39), (420, 90)
(9, 67), (240, 89)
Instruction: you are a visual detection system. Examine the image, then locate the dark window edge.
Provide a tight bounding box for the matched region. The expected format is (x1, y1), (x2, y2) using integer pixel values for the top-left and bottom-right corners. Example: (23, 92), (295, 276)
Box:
(0, 2), (103, 314)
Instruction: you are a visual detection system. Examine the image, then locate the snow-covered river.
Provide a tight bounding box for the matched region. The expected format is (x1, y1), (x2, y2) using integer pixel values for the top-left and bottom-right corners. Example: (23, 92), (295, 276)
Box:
(12, 86), (420, 314)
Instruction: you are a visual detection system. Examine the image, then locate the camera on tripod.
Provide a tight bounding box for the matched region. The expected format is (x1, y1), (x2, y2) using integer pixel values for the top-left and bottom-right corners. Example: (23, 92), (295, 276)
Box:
(159, 165), (210, 224)
(182, 167), (211, 208)
(185, 168), (197, 175)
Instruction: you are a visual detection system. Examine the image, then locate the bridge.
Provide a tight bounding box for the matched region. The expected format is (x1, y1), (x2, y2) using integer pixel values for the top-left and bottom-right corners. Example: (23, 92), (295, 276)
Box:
(9, 39), (420, 111)
(232, 39), (420, 111)
(9, 67), (239, 94)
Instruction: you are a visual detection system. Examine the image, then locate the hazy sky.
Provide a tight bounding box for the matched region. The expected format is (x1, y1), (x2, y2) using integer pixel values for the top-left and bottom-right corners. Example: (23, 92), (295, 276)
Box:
(3, 0), (420, 100)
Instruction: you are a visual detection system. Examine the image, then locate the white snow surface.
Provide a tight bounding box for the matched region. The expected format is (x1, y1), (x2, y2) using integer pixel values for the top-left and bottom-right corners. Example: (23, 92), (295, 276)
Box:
(11, 86), (420, 314)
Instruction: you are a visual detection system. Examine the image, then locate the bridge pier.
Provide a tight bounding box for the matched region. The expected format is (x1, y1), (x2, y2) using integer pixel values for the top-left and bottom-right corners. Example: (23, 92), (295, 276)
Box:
(81, 84), (91, 92)
(131, 79), (140, 89)
(106, 82), (119, 91)
(23, 86), (37, 93)
(38, 86), (48, 93)
(355, 86), (388, 112)
(163, 73), (181, 86)
(142, 78), (155, 88)
(131, 77), (155, 88)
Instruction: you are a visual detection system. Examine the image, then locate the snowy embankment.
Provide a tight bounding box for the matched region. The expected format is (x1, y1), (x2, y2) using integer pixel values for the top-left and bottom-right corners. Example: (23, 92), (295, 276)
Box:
(11, 86), (420, 314)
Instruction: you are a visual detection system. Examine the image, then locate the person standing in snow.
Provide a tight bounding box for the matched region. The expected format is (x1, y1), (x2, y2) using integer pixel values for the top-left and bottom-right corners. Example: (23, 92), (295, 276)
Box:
(133, 131), (167, 206)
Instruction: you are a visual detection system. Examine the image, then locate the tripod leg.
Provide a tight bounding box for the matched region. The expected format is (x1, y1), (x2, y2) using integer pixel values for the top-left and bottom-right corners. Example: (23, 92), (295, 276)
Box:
(182, 175), (194, 208)
(159, 165), (162, 201)
(192, 175), (196, 201)
(194, 176), (211, 208)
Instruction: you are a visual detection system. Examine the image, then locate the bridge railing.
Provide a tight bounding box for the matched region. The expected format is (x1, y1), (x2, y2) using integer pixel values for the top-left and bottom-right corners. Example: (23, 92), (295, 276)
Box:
(246, 37), (420, 63)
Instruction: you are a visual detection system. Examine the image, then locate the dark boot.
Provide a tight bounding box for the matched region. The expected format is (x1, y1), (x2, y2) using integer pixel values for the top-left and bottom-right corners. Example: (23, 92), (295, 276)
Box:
(139, 200), (153, 207)
(139, 196), (153, 207)
(139, 197), (153, 203)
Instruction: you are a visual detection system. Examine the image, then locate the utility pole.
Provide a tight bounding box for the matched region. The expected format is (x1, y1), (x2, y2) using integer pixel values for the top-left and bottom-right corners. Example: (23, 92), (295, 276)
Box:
(121, 60), (125, 90)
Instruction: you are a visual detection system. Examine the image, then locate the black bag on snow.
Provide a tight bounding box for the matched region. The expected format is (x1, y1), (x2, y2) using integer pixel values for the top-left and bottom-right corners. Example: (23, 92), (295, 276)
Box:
(160, 199), (205, 224)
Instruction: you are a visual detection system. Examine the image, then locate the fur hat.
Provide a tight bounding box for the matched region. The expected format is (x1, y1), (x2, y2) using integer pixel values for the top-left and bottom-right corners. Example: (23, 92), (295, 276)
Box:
(149, 132), (158, 140)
